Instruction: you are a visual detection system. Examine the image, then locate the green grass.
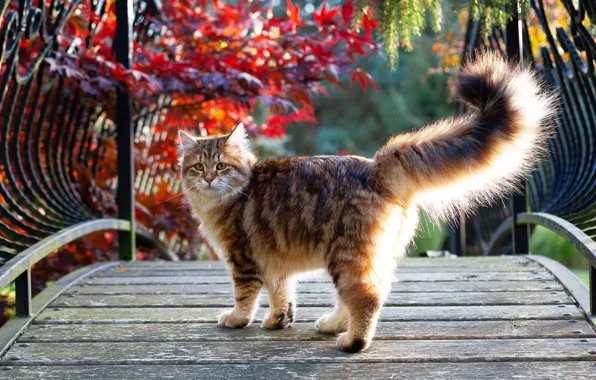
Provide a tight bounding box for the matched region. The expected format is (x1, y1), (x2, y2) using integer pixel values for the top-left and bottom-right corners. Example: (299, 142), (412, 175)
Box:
(571, 269), (589, 287)
(530, 226), (590, 288)
(530, 226), (589, 267)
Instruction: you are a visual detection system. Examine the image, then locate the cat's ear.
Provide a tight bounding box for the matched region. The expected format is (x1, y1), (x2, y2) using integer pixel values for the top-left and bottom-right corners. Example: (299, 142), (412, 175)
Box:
(178, 130), (198, 152)
(226, 123), (249, 150)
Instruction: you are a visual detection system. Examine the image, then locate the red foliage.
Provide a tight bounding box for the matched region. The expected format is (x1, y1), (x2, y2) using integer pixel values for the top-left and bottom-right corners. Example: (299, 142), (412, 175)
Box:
(7, 0), (377, 305)
(47, 0), (377, 135)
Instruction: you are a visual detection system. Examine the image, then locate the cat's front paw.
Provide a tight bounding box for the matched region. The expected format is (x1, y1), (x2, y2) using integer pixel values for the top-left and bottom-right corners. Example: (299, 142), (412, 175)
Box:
(217, 309), (251, 328)
(262, 302), (295, 329)
(336, 332), (371, 353)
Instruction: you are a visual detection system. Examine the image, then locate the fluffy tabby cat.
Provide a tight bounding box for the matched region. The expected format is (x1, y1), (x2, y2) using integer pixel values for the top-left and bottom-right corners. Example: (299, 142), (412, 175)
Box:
(178, 53), (556, 352)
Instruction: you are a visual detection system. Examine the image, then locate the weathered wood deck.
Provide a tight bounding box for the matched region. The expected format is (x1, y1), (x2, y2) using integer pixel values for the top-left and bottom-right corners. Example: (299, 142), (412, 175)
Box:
(1, 256), (595, 379)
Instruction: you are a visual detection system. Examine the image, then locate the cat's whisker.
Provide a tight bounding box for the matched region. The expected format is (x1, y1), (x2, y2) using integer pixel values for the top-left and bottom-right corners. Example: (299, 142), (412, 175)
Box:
(175, 182), (204, 209)
(161, 191), (186, 203)
(212, 184), (248, 207)
(221, 183), (257, 205)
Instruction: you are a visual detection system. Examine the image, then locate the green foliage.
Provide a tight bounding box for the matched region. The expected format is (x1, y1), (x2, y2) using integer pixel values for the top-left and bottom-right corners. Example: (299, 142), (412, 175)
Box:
(571, 269), (589, 287)
(287, 26), (455, 156)
(530, 226), (590, 269)
(252, 136), (291, 158)
(354, 0), (529, 68)
(409, 213), (448, 255)
(530, 227), (590, 286)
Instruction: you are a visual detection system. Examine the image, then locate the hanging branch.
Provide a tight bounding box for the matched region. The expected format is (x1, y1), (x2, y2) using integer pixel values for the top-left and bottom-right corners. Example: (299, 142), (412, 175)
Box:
(352, 0), (530, 68)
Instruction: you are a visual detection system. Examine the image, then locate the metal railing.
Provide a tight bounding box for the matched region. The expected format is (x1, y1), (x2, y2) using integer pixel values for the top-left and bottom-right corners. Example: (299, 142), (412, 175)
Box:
(0, 0), (170, 335)
(456, 0), (595, 320)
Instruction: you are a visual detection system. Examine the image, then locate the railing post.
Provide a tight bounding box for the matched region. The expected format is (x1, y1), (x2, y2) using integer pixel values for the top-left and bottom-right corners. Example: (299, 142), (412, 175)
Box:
(15, 268), (32, 317)
(115, 0), (135, 261)
(591, 265), (595, 317)
(511, 192), (529, 255)
(450, 212), (466, 256)
(507, 2), (530, 256)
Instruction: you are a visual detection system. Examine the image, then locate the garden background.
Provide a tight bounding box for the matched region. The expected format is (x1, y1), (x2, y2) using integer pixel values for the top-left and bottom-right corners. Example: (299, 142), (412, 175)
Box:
(0, 0), (590, 325)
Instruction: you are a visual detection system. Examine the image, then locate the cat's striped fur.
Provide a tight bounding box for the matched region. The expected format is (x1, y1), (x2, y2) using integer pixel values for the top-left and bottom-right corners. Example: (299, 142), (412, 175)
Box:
(178, 53), (556, 352)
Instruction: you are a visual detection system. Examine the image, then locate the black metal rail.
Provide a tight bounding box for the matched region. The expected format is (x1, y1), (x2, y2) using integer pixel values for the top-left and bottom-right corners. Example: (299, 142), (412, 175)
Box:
(458, 0), (595, 320)
(0, 0), (170, 333)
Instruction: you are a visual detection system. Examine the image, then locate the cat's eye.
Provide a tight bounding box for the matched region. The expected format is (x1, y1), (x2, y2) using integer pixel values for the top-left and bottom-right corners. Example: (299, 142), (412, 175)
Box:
(194, 163), (205, 171)
(216, 163), (228, 170)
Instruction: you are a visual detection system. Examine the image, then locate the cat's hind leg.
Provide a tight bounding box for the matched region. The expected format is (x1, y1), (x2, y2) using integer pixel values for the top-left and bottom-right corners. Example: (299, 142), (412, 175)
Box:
(262, 277), (296, 329)
(329, 254), (393, 352)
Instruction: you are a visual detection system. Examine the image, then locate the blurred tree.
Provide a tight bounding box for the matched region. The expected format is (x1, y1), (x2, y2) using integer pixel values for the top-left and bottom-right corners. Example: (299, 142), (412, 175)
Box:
(287, 0), (465, 157)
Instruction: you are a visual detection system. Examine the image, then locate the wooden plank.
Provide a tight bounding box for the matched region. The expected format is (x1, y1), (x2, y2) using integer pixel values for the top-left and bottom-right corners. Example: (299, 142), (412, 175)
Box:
(98, 267), (546, 276)
(118, 260), (537, 268)
(101, 265), (544, 276)
(3, 339), (596, 365)
(0, 262), (119, 358)
(32, 305), (584, 324)
(83, 271), (554, 285)
(120, 256), (533, 268)
(66, 281), (564, 295)
(19, 320), (596, 343)
(51, 291), (573, 308)
(4, 362), (596, 380)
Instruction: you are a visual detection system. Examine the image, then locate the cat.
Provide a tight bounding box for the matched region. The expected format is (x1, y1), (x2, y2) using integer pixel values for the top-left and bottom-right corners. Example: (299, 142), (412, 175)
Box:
(178, 52), (556, 353)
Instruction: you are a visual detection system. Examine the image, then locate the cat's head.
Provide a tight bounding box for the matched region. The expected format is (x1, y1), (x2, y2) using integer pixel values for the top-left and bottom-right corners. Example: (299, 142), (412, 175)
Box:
(178, 124), (256, 198)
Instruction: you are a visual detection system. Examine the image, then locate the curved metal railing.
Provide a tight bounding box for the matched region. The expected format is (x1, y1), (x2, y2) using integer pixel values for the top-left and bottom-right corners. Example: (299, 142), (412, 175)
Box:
(0, 0), (171, 335)
(458, 0), (595, 318)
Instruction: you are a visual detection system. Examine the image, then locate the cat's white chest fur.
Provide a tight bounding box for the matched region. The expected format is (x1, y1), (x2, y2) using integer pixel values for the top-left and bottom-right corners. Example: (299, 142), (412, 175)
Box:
(198, 223), (227, 260)
(190, 197), (229, 261)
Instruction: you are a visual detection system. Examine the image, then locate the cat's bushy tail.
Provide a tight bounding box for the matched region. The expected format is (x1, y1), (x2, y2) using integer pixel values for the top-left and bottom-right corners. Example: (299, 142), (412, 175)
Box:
(372, 52), (557, 221)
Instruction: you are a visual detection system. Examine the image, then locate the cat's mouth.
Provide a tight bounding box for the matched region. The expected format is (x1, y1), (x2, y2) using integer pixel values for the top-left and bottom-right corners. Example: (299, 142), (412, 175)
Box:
(199, 185), (223, 195)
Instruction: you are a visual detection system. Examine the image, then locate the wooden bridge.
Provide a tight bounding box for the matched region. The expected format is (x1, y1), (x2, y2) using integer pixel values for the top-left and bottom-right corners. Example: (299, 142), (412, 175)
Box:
(0, 256), (595, 378)
(1, 0), (595, 379)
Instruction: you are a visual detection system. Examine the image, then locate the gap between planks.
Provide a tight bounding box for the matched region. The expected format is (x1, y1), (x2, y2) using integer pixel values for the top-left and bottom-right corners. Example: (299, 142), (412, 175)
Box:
(18, 320), (596, 343)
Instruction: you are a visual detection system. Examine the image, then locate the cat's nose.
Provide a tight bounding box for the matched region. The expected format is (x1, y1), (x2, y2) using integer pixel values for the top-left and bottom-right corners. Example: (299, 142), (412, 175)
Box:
(205, 177), (214, 185)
